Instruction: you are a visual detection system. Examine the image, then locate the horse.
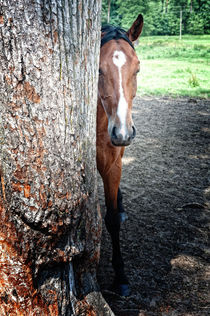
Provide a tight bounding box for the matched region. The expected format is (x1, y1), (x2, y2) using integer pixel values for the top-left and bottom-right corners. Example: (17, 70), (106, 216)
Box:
(97, 14), (144, 296)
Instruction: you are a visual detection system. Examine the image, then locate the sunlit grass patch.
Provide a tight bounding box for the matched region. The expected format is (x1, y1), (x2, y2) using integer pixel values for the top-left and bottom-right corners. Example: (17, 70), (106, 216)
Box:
(136, 35), (210, 98)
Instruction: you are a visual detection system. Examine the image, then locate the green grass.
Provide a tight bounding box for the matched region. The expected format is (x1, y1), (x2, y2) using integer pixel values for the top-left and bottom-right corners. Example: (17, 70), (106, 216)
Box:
(136, 35), (210, 98)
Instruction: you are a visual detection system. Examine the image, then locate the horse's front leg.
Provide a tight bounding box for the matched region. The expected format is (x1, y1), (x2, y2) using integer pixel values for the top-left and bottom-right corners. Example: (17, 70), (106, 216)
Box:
(102, 157), (130, 296)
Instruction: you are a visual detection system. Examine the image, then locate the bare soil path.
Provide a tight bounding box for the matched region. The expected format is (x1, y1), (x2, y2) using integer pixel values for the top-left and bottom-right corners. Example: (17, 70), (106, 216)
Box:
(97, 96), (210, 316)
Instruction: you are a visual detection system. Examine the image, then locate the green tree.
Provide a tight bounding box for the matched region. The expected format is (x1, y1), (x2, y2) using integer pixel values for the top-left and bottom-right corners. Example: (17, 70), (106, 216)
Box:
(101, 0), (210, 35)
(116, 0), (149, 29)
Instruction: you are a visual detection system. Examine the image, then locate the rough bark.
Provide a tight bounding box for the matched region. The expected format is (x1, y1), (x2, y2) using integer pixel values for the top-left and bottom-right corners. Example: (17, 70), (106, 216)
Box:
(0, 0), (113, 315)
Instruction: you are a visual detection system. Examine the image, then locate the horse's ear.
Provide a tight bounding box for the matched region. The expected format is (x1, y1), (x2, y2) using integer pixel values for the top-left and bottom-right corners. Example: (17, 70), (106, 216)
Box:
(101, 31), (106, 39)
(127, 14), (143, 42)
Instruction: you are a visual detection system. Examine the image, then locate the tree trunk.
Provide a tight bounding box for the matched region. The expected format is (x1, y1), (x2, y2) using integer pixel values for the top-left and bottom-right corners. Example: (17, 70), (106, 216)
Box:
(161, 0), (164, 13)
(165, 0), (168, 13)
(0, 1), (113, 315)
(107, 0), (111, 23)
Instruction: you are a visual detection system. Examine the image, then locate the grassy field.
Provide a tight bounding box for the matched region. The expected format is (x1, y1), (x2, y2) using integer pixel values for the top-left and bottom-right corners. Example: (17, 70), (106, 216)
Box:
(136, 35), (210, 98)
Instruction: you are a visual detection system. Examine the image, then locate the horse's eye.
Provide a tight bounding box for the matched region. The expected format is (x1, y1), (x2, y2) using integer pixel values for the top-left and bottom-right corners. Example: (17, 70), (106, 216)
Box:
(99, 68), (103, 76)
(136, 69), (140, 74)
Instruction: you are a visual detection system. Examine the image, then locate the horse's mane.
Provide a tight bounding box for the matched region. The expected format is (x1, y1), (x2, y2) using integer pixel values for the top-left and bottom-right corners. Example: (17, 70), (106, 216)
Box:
(101, 25), (134, 49)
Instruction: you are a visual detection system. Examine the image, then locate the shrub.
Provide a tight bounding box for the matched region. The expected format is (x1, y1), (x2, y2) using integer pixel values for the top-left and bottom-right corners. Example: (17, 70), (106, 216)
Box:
(188, 73), (200, 87)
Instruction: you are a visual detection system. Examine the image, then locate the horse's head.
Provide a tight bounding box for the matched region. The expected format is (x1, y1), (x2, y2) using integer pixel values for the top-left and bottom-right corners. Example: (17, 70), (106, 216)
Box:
(98, 15), (143, 146)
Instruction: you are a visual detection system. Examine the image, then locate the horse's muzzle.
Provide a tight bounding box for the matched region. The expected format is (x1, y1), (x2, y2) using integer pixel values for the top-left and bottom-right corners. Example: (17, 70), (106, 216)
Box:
(111, 125), (136, 146)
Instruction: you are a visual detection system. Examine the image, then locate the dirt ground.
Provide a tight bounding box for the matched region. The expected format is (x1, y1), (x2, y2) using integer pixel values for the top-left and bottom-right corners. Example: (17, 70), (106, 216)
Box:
(97, 96), (210, 316)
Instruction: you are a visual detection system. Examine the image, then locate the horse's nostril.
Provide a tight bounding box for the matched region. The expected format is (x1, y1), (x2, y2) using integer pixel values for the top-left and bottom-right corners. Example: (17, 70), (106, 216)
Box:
(132, 126), (136, 139)
(111, 126), (135, 146)
(111, 126), (117, 139)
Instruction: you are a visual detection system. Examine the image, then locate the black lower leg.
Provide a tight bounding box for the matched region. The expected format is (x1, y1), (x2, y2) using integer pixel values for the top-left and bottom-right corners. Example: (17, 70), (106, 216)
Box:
(117, 188), (128, 223)
(105, 211), (129, 291)
(117, 188), (124, 212)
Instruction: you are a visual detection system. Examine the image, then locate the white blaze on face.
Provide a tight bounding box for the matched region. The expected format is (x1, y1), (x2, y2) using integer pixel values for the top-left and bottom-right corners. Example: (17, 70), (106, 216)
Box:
(112, 50), (128, 137)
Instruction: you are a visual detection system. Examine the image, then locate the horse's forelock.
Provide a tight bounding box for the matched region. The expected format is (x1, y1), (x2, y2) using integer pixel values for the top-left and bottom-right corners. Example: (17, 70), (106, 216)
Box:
(101, 25), (134, 49)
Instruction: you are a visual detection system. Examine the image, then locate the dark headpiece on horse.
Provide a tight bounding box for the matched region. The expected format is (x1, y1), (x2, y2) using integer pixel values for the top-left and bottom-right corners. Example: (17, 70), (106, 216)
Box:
(101, 25), (135, 50)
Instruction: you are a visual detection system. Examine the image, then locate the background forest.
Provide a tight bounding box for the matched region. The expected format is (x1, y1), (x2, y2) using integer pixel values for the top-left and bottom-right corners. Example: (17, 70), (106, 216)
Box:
(102, 0), (210, 36)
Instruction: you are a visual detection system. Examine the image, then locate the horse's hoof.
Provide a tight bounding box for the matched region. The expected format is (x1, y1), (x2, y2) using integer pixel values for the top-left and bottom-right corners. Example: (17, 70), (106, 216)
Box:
(118, 284), (130, 296)
(118, 212), (128, 223)
(111, 283), (130, 297)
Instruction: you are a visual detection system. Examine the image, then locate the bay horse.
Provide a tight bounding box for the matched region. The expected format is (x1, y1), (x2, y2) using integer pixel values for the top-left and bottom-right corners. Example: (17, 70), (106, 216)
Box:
(97, 14), (144, 296)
